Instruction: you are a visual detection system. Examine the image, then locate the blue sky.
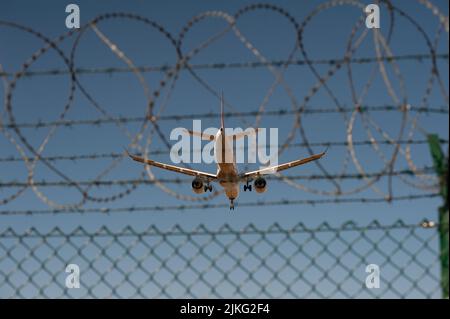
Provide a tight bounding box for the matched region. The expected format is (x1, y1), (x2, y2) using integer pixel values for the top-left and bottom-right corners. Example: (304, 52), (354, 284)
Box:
(0, 0), (448, 298)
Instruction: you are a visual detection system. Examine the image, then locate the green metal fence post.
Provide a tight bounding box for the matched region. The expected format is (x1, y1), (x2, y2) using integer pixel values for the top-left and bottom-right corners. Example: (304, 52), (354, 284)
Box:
(427, 134), (449, 299)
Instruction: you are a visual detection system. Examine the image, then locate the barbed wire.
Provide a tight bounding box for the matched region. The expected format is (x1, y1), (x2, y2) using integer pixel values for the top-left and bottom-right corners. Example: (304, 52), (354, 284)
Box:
(1, 139), (447, 163)
(1, 105), (447, 130)
(0, 193), (440, 215)
(0, 0), (448, 210)
(0, 166), (437, 188)
(0, 53), (447, 78)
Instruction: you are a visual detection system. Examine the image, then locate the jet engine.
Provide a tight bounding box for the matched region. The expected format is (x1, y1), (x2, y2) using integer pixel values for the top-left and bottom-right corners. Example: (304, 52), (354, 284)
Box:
(254, 177), (267, 193)
(192, 178), (205, 194)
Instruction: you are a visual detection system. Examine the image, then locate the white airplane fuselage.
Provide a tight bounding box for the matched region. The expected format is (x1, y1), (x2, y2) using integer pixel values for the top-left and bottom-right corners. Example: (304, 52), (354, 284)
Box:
(214, 128), (240, 202)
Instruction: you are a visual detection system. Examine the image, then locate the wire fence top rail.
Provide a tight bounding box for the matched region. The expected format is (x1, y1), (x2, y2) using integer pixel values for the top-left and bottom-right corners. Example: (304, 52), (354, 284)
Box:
(0, 218), (442, 237)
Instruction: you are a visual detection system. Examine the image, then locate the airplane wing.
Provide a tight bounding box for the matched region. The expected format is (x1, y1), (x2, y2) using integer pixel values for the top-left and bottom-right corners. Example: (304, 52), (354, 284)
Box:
(239, 151), (326, 180)
(183, 129), (215, 141)
(127, 152), (217, 180)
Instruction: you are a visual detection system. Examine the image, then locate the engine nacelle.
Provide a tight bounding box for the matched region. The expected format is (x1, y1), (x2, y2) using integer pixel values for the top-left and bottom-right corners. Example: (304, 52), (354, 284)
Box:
(254, 177), (267, 193)
(192, 178), (205, 194)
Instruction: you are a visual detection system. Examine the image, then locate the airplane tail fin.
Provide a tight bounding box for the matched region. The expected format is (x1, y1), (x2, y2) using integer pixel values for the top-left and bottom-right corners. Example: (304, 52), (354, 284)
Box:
(220, 91), (225, 129)
(228, 128), (260, 140)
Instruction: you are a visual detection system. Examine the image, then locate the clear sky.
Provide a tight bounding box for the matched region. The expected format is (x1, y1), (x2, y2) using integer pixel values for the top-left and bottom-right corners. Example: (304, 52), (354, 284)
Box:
(0, 0), (448, 298)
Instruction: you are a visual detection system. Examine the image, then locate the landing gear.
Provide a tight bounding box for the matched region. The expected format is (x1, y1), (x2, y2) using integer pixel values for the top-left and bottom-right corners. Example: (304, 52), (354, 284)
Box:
(243, 180), (252, 192)
(204, 184), (213, 192)
(229, 199), (235, 210)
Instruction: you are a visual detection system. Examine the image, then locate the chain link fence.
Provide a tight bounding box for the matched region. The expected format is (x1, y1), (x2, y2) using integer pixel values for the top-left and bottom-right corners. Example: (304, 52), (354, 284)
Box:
(0, 219), (446, 298)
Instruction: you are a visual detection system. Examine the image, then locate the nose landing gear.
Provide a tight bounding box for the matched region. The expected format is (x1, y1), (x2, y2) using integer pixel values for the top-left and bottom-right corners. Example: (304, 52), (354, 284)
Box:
(229, 198), (235, 210)
(204, 183), (213, 192)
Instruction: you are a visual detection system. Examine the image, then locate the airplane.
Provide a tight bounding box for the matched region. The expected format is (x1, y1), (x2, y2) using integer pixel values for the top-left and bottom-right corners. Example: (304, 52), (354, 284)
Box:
(127, 93), (326, 210)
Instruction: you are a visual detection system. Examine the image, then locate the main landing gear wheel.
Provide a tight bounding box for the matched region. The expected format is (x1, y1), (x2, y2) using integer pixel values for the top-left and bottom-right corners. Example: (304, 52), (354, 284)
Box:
(243, 181), (252, 192)
(204, 184), (213, 192)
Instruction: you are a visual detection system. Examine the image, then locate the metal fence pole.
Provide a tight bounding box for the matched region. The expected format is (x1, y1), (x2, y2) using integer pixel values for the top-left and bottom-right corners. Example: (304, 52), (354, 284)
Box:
(427, 134), (449, 299)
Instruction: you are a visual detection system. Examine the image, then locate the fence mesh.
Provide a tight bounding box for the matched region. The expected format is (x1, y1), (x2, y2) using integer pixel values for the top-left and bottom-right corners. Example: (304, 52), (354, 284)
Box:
(0, 219), (446, 298)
